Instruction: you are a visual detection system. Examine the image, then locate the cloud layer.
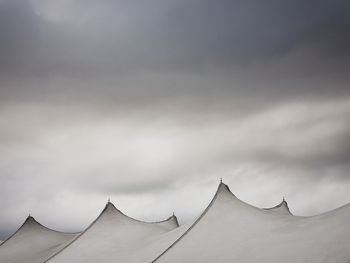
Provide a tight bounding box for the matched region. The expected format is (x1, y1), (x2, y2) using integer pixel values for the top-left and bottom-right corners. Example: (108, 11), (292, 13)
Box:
(0, 0), (350, 238)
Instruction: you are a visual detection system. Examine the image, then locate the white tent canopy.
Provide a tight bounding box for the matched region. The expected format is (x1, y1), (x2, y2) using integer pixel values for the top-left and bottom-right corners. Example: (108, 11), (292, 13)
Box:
(154, 183), (350, 263)
(0, 216), (78, 263)
(1, 182), (349, 263)
(46, 202), (184, 263)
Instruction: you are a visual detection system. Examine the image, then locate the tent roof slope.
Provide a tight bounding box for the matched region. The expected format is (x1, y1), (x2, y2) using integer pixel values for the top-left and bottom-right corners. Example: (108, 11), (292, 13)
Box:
(0, 215), (78, 263)
(151, 182), (231, 262)
(46, 201), (183, 263)
(264, 198), (293, 215)
(153, 182), (350, 263)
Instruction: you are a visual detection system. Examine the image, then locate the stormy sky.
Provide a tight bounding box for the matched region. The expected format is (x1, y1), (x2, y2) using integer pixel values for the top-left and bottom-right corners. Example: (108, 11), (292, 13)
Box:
(1, 0), (350, 239)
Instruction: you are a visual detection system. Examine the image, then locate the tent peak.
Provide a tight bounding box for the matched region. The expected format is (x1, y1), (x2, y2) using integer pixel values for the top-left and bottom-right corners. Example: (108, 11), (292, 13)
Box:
(218, 181), (232, 194)
(264, 197), (292, 215)
(25, 214), (36, 223)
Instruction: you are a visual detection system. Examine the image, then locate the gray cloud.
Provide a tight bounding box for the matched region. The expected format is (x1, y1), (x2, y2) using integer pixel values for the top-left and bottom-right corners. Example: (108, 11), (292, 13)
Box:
(1, 0), (350, 82)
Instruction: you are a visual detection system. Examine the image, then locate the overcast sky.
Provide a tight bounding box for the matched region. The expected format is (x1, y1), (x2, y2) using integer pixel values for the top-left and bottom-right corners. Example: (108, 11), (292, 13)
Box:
(1, 0), (350, 239)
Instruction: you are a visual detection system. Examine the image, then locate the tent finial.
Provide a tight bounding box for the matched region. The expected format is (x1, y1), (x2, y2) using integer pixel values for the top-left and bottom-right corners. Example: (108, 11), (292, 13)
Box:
(108, 197), (110, 203)
(220, 178), (222, 183)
